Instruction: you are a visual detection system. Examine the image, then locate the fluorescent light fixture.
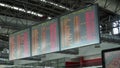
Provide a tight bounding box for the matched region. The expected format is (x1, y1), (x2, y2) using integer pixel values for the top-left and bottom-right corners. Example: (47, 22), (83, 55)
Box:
(0, 3), (43, 17)
(41, 0), (47, 2)
(48, 16), (52, 19)
(40, 0), (73, 11)
(113, 28), (119, 34)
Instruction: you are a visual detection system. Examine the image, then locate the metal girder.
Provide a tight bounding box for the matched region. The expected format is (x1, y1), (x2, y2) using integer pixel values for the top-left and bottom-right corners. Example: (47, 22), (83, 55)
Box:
(47, 0), (77, 9)
(0, 1), (57, 17)
(0, 60), (13, 65)
(0, 40), (8, 49)
(114, 0), (120, 13)
(2, 0), (62, 14)
(0, 34), (8, 41)
(0, 14), (38, 41)
(18, 0), (67, 12)
(0, 53), (8, 58)
(16, 0), (62, 14)
(0, 22), (27, 30)
(47, 0), (93, 10)
(101, 34), (120, 44)
(0, 1), (59, 23)
(58, 48), (79, 55)
(0, 6), (43, 22)
(20, 56), (42, 61)
(0, 13), (38, 30)
(95, 0), (120, 15)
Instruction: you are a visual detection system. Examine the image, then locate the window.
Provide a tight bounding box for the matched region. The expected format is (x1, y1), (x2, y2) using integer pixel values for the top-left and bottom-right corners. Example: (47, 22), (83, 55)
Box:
(112, 20), (120, 35)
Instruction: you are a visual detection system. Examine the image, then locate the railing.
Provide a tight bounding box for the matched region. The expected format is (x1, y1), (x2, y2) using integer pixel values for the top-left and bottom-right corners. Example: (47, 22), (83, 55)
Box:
(101, 34), (120, 43)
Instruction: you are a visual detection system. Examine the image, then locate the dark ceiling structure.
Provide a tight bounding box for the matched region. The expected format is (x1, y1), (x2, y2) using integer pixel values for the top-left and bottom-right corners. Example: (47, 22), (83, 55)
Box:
(0, 0), (98, 42)
(0, 0), (119, 40)
(0, 0), (120, 66)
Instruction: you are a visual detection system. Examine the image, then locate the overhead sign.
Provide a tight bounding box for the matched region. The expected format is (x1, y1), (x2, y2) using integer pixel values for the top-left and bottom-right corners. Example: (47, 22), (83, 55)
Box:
(9, 29), (31, 60)
(32, 18), (59, 56)
(60, 5), (100, 50)
(9, 5), (100, 59)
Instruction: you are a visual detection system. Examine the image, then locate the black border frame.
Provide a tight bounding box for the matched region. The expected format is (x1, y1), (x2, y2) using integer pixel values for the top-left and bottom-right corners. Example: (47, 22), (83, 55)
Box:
(102, 47), (120, 68)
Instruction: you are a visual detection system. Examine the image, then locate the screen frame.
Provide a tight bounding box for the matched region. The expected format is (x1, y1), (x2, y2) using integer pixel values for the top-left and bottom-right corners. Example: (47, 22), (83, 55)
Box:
(102, 47), (120, 68)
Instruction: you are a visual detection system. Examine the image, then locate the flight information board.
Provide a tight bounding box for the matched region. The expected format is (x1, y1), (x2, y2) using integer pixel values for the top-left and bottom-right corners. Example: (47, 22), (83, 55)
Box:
(32, 18), (59, 56)
(9, 29), (31, 60)
(60, 5), (100, 50)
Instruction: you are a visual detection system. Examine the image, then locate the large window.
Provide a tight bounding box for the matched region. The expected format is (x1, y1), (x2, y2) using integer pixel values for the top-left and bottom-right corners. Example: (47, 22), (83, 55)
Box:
(113, 20), (120, 35)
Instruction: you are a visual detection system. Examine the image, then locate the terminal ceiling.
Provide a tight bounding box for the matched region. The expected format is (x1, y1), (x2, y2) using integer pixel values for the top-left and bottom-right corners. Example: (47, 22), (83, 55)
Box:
(0, 0), (120, 65)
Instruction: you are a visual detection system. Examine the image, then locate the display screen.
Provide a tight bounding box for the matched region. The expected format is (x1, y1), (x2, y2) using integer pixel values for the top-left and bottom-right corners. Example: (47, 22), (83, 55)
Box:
(102, 48), (120, 68)
(32, 19), (59, 56)
(60, 5), (100, 50)
(9, 29), (31, 60)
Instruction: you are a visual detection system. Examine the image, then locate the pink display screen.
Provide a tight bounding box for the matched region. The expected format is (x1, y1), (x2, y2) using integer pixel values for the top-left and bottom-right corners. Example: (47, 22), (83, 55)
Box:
(60, 5), (100, 50)
(32, 19), (59, 56)
(9, 29), (31, 60)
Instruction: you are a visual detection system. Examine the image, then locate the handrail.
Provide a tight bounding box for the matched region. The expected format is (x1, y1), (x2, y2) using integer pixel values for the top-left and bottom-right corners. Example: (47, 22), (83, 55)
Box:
(101, 34), (120, 43)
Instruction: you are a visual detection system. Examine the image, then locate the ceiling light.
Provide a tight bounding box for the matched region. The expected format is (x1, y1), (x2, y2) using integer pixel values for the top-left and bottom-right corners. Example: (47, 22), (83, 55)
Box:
(40, 0), (73, 11)
(48, 17), (52, 19)
(0, 3), (43, 17)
